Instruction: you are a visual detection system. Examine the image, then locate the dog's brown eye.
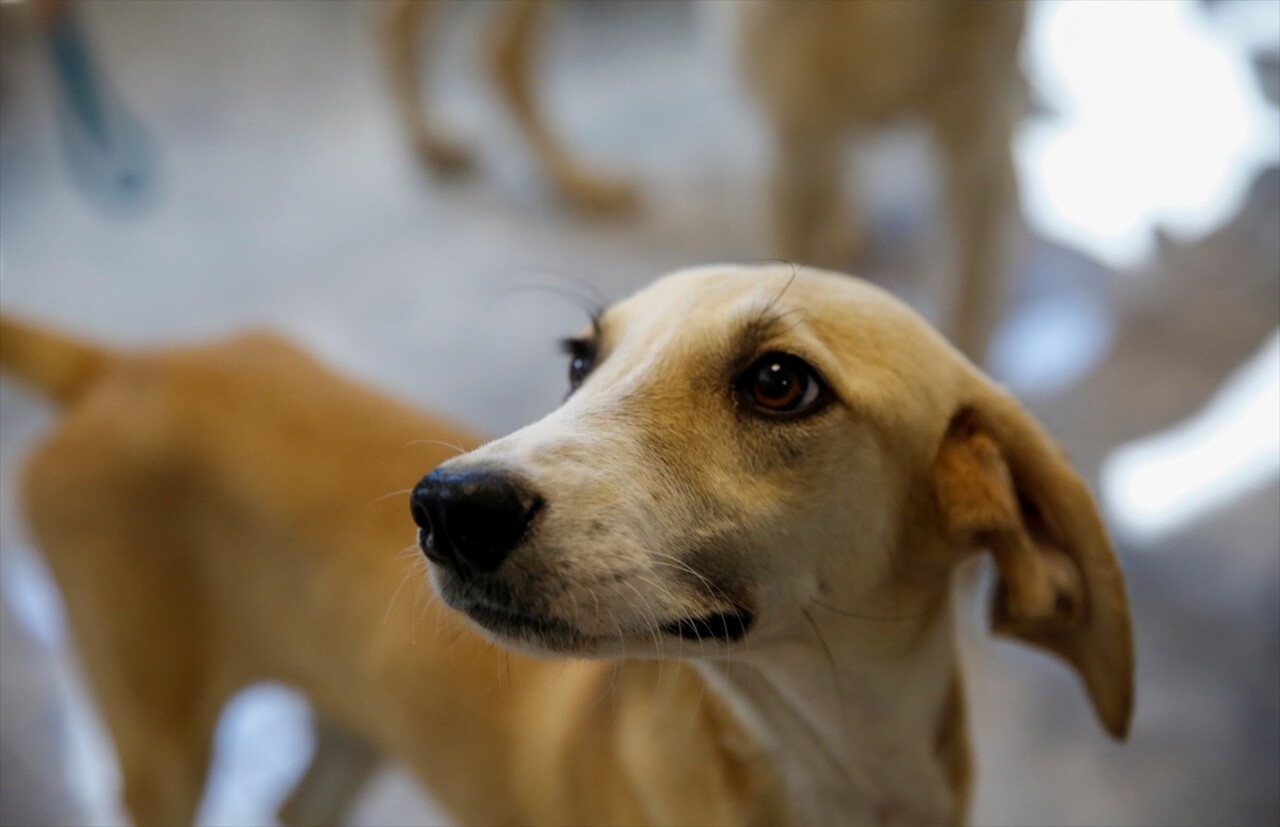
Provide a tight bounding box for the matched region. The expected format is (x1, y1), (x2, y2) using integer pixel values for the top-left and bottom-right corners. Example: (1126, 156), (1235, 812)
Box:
(560, 337), (596, 393)
(739, 353), (827, 417)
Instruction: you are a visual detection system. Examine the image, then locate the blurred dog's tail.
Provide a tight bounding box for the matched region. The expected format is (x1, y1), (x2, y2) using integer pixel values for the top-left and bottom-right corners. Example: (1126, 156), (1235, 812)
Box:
(0, 314), (109, 407)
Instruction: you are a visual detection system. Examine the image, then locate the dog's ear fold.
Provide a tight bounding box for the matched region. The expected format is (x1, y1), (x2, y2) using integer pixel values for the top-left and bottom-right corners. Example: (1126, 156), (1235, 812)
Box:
(931, 401), (1134, 739)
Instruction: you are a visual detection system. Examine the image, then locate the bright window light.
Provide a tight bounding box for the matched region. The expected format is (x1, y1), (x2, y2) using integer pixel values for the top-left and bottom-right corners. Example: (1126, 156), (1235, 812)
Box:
(1017, 0), (1280, 269)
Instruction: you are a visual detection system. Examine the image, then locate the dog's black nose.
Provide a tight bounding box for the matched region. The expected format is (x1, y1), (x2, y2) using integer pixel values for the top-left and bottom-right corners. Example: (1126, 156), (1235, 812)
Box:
(410, 469), (542, 572)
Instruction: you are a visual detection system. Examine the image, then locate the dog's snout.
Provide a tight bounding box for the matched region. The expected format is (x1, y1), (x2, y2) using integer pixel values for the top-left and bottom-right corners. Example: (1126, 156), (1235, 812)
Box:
(411, 469), (542, 572)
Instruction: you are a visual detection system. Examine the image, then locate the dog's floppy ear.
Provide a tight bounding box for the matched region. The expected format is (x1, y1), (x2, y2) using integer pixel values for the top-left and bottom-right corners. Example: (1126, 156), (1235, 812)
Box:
(931, 398), (1134, 739)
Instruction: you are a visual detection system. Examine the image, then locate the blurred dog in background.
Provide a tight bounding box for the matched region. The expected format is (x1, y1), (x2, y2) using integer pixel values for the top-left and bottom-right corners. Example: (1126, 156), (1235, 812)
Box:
(381, 0), (1027, 360)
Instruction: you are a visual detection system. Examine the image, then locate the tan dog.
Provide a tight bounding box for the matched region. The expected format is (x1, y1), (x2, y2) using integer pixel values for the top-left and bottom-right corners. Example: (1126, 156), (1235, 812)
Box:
(0, 265), (1131, 827)
(382, 1), (1026, 359)
(733, 1), (1027, 360)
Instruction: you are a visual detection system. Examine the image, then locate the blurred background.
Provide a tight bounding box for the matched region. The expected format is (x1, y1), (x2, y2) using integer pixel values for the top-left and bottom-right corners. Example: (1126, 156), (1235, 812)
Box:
(0, 1), (1276, 825)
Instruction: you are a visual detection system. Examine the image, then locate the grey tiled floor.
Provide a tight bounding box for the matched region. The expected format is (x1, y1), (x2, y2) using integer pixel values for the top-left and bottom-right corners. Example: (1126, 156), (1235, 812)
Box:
(1, 2), (1277, 826)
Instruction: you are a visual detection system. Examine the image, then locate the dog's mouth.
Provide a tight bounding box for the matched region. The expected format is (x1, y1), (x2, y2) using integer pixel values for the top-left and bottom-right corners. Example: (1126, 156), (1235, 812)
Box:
(456, 596), (754, 649)
(462, 603), (756, 651)
(432, 572), (584, 647)
(659, 609), (755, 642)
(430, 563), (755, 651)
(461, 598), (579, 640)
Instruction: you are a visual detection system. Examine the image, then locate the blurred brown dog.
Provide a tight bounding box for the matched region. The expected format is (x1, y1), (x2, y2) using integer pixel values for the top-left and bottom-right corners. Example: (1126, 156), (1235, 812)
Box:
(0, 264), (1130, 826)
(382, 1), (1026, 359)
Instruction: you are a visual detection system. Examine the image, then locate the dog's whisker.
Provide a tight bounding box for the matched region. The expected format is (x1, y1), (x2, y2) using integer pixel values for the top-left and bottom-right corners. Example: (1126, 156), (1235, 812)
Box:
(395, 548), (424, 567)
(809, 598), (932, 622)
(645, 552), (736, 612)
(648, 548), (739, 660)
(491, 281), (607, 324)
(801, 607), (851, 746)
(483, 264), (610, 312)
(603, 609), (627, 700)
(550, 592), (582, 691)
(384, 550), (427, 626)
(414, 575), (438, 646)
(775, 306), (810, 337)
(366, 488), (415, 508)
(749, 262), (801, 331)
(381, 593), (407, 634)
(638, 576), (695, 676)
(403, 437), (467, 456)
(616, 577), (665, 656)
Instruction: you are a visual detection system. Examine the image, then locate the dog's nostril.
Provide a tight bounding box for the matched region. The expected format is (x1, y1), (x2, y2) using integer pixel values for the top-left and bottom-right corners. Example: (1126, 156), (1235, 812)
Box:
(448, 501), (521, 555)
(411, 469), (541, 572)
(409, 488), (434, 533)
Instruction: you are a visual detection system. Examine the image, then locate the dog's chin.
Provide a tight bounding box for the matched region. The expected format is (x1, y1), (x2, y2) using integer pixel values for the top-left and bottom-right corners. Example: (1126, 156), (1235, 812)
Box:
(428, 567), (596, 655)
(458, 599), (593, 654)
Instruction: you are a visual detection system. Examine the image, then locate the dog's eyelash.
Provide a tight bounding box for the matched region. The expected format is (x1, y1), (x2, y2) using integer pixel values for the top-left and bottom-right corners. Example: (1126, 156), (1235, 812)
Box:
(557, 306), (604, 358)
(557, 337), (596, 359)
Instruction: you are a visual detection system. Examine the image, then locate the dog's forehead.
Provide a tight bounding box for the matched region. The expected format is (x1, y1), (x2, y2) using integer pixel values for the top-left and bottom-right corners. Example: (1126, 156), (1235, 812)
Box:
(607, 265), (945, 359)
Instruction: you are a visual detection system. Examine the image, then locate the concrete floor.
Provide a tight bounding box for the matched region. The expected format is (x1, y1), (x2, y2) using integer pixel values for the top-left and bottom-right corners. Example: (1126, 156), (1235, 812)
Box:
(1, 2), (1277, 826)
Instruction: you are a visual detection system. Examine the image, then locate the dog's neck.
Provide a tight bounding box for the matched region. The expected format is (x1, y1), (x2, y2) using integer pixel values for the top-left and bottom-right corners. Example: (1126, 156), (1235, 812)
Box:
(696, 600), (961, 827)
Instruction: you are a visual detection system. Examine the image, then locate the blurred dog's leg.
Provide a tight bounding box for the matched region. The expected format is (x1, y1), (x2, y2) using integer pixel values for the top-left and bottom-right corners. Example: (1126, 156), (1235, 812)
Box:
(486, 0), (635, 214)
(23, 481), (222, 827)
(382, 0), (474, 174)
(278, 717), (382, 827)
(769, 122), (855, 269)
(927, 2), (1027, 364)
(933, 107), (1016, 364)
